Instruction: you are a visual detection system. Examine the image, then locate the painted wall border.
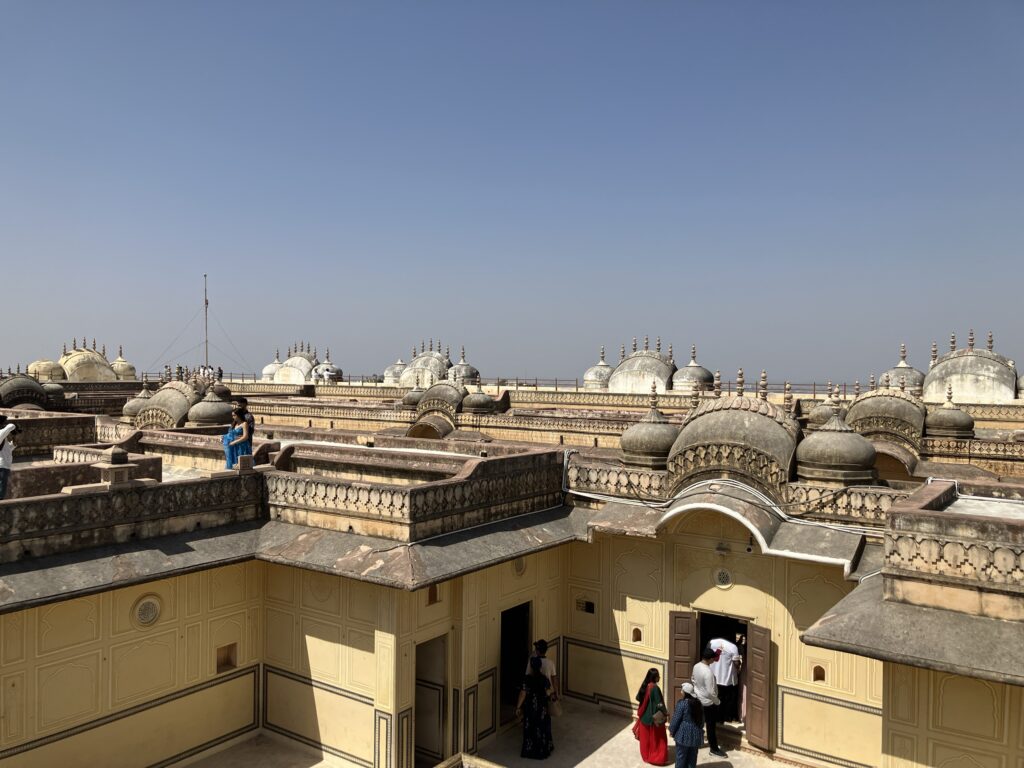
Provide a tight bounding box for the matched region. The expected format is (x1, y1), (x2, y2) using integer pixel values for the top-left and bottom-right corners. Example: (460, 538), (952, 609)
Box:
(777, 685), (882, 768)
(563, 636), (666, 709)
(0, 665), (258, 764)
(476, 667), (498, 740)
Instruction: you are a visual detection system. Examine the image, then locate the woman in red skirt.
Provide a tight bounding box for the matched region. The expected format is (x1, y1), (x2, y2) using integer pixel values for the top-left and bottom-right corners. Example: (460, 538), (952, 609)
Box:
(633, 668), (669, 764)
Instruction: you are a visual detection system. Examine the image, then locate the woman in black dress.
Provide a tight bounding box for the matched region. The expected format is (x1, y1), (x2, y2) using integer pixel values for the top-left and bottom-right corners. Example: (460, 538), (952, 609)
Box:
(515, 656), (554, 759)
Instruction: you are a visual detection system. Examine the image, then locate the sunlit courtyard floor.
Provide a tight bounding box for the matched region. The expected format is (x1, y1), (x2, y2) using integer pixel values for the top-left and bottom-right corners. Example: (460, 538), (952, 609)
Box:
(187, 700), (773, 768)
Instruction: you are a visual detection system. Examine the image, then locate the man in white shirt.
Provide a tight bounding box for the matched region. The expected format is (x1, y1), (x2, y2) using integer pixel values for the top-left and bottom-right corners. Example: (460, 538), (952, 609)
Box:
(0, 417), (17, 500)
(692, 647), (726, 757)
(709, 636), (742, 723)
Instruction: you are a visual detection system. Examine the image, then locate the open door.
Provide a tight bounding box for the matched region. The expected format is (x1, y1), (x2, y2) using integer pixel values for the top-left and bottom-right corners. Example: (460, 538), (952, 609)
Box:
(746, 623), (772, 750)
(668, 611), (698, 708)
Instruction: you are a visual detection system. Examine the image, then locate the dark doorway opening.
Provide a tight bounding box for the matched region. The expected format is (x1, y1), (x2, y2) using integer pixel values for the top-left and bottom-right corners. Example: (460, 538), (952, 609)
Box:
(699, 612), (748, 727)
(499, 601), (531, 726)
(415, 634), (447, 768)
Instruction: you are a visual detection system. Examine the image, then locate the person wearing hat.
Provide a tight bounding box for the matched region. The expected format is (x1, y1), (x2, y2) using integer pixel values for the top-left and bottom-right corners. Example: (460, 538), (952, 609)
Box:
(692, 646), (726, 757)
(669, 683), (705, 768)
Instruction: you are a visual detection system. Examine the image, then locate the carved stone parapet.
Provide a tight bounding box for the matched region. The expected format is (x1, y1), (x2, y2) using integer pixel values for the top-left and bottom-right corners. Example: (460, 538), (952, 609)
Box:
(786, 483), (908, 525)
(565, 458), (669, 501)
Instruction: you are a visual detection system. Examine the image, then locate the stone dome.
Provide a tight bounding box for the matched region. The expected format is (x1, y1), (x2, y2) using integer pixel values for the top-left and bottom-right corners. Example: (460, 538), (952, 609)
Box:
(312, 360), (343, 382)
(61, 348), (117, 382)
(399, 346), (450, 389)
(882, 343), (924, 394)
(620, 389), (679, 469)
(922, 331), (1016, 404)
(0, 374), (48, 409)
(448, 347), (480, 385)
(402, 378), (426, 409)
(806, 387), (847, 430)
(383, 358), (407, 386)
(274, 355), (315, 384)
(28, 359), (66, 381)
(925, 387), (975, 439)
(669, 394), (800, 497)
(583, 347), (613, 391)
(188, 390), (234, 426)
(796, 413), (876, 485)
(110, 347), (137, 381)
(122, 386), (153, 418)
(463, 381), (495, 414)
(671, 346), (714, 394)
(261, 352), (283, 382)
(607, 337), (676, 394)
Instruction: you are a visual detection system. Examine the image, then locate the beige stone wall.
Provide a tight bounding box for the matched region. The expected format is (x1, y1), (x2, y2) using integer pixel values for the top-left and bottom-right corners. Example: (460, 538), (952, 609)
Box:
(0, 564), (262, 767)
(883, 663), (1023, 767)
(261, 563), (396, 768)
(563, 514), (883, 768)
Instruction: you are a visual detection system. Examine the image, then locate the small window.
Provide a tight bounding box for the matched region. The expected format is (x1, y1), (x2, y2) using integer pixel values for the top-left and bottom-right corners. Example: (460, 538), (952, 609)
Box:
(813, 665), (826, 683)
(575, 599), (595, 614)
(216, 643), (238, 674)
(427, 584), (440, 605)
(631, 627), (643, 643)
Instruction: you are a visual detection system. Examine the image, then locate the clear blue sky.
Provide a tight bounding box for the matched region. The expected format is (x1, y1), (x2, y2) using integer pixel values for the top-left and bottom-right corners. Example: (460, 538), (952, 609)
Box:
(2, 1), (1021, 382)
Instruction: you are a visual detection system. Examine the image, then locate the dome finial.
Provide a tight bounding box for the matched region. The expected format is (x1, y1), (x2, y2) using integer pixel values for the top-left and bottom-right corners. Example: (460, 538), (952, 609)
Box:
(691, 344), (697, 363)
(831, 385), (841, 405)
(759, 369), (768, 400)
(632, 337), (638, 353)
(826, 380), (833, 397)
(931, 341), (938, 366)
(784, 381), (793, 412)
(713, 369), (722, 397)
(460, 345), (466, 363)
(881, 372), (891, 389)
(950, 332), (956, 352)
(326, 347), (330, 362)
(667, 344), (673, 362)
(118, 344), (123, 358)
(650, 380), (658, 408)
(72, 337), (77, 349)
(313, 345), (317, 360)
(412, 345), (417, 360)
(620, 343), (626, 361)
(599, 345), (606, 363)
(736, 368), (745, 397)
(899, 343), (907, 363)
(63, 342), (67, 355)
(101, 343), (106, 358)
(968, 329), (975, 350)
(429, 338), (433, 352)
(92, 338), (96, 350)
(854, 380), (861, 397)
(421, 339), (425, 354)
(275, 349), (280, 361)
(987, 331), (994, 351)
(445, 344), (450, 361)
(899, 375), (906, 392)
(655, 336), (661, 353)
(643, 335), (649, 352)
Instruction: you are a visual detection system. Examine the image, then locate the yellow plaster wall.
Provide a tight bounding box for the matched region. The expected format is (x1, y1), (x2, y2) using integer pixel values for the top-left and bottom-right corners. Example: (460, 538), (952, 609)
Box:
(0, 563), (262, 766)
(261, 562), (397, 767)
(883, 663), (1024, 768)
(563, 512), (883, 767)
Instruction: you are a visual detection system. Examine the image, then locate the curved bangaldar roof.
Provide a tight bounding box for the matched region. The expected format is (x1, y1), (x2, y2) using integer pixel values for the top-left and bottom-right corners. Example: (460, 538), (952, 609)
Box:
(667, 389), (799, 499)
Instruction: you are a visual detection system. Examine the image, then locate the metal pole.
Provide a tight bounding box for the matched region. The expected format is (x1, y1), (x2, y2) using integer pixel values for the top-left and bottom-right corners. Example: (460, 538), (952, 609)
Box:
(203, 273), (209, 369)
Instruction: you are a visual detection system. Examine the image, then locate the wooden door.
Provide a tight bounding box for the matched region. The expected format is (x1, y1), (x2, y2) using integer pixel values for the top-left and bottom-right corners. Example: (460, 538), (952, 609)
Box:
(746, 623), (772, 750)
(668, 611), (698, 708)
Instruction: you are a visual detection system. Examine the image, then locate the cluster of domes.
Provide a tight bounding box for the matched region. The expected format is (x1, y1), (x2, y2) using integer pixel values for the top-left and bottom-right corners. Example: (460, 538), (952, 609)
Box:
(392, 340), (482, 389)
(28, 340), (137, 383)
(124, 376), (232, 429)
(584, 337), (716, 395)
(261, 343), (342, 384)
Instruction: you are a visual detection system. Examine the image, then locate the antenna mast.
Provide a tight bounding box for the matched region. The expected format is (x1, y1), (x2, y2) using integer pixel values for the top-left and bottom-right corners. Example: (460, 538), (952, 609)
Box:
(203, 273), (209, 368)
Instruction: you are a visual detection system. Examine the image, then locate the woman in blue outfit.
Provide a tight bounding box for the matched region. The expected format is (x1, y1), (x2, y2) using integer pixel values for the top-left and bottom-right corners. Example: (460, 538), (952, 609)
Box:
(669, 683), (705, 768)
(222, 408), (251, 468)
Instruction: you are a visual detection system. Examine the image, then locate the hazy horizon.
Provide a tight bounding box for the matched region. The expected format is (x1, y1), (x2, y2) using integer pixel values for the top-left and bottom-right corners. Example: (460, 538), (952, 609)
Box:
(2, 1), (1022, 382)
